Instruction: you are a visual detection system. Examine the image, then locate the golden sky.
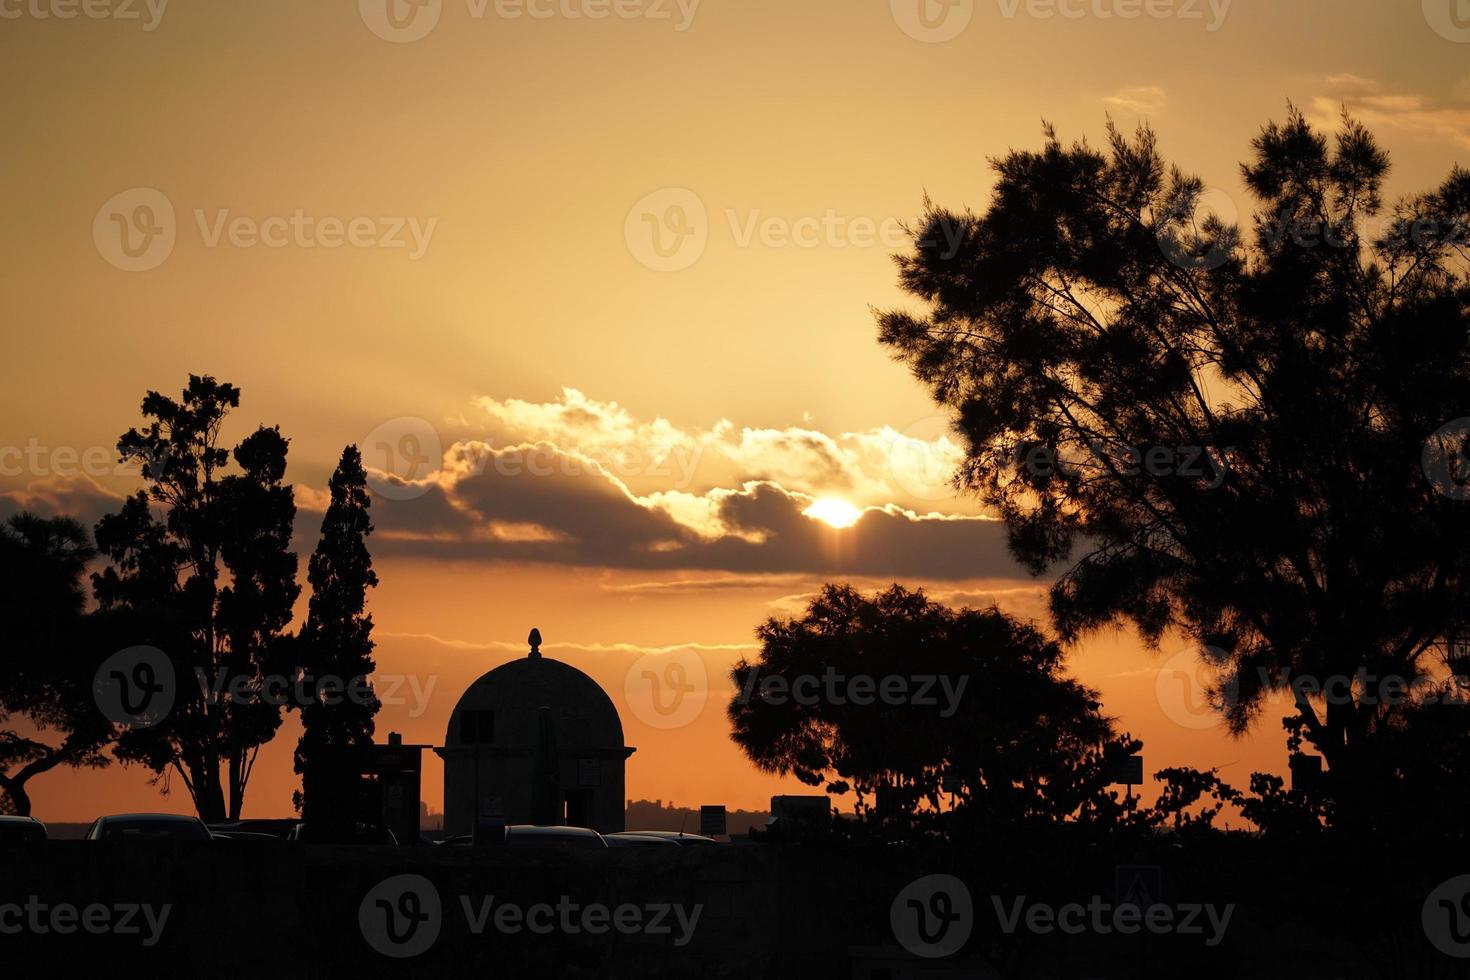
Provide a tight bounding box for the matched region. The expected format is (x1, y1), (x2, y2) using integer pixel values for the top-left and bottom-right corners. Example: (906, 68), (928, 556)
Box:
(2, 0), (1468, 821)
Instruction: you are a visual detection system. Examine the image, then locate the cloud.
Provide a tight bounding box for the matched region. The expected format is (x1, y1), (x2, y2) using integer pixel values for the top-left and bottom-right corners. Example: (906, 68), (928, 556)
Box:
(11, 390), (1024, 583)
(1324, 73), (1378, 94)
(1311, 77), (1470, 150)
(367, 441), (1029, 580)
(293, 484), (332, 513)
(1103, 86), (1167, 115)
(379, 631), (757, 655)
(601, 573), (819, 594)
(0, 475), (127, 530)
(469, 388), (970, 513)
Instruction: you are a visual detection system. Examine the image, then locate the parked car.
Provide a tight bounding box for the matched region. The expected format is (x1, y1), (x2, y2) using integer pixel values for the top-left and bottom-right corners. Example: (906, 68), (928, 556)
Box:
(209, 831), (282, 843)
(207, 819), (297, 839)
(503, 825), (607, 849)
(604, 832), (681, 848)
(434, 825), (610, 848)
(617, 830), (720, 846)
(85, 813), (213, 841)
(0, 815), (47, 842)
(285, 822), (398, 844)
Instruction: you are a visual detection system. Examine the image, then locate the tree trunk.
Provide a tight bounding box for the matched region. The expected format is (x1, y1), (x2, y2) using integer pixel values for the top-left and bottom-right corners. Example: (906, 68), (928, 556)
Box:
(0, 743), (80, 818)
(228, 753), (244, 821)
(0, 775), (31, 817)
(193, 758), (227, 823)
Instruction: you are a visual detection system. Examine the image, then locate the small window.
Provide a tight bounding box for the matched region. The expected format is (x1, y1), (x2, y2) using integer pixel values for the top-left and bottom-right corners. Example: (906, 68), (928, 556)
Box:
(459, 709), (494, 744)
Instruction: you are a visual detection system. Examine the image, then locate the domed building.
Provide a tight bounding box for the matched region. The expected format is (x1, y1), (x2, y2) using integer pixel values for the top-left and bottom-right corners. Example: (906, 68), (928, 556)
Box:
(435, 629), (635, 835)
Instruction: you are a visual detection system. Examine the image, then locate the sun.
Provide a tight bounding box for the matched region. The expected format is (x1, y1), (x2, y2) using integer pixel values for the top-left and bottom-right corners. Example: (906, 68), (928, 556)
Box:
(803, 497), (863, 529)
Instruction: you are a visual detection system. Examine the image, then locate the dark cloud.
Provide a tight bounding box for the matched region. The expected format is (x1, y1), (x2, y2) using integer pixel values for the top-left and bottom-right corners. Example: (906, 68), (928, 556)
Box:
(0, 476), (127, 532)
(0, 449), (1037, 583)
(368, 444), (1033, 581)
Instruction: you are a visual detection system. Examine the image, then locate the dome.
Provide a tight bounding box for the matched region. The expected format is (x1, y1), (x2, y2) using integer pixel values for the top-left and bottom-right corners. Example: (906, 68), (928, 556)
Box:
(444, 654), (626, 750)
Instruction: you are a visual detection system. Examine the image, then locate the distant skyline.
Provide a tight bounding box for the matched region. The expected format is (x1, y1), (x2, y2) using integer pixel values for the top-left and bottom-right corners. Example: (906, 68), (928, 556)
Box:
(3, 0), (1468, 820)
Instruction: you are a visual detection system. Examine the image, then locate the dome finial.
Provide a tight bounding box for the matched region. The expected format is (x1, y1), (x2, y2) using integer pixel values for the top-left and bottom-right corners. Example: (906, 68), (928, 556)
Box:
(528, 627), (542, 659)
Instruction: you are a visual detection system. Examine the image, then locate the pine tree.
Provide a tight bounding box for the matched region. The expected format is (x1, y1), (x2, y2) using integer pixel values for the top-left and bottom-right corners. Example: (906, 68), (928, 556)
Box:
(293, 445), (379, 833)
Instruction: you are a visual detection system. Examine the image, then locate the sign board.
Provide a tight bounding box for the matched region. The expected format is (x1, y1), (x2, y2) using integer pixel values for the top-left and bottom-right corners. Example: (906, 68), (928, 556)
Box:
(1449, 634), (1470, 678)
(577, 758), (601, 787)
(699, 805), (727, 837)
(474, 800), (506, 846)
(1115, 865), (1163, 909)
(1110, 754), (1144, 786)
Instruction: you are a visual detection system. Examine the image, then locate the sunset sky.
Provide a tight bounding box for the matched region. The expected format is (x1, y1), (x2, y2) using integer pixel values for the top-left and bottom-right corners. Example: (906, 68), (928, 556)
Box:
(2, 0), (1468, 822)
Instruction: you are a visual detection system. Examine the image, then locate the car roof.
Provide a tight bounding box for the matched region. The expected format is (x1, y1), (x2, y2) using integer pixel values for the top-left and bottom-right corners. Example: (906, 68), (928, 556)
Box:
(97, 813), (204, 822)
(626, 830), (718, 842)
(0, 815), (43, 824)
(605, 833), (681, 844)
(505, 824), (601, 836)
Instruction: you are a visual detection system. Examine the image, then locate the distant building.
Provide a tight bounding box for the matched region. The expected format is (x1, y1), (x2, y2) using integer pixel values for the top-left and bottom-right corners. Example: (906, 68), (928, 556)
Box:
(766, 795), (832, 838)
(435, 629), (635, 835)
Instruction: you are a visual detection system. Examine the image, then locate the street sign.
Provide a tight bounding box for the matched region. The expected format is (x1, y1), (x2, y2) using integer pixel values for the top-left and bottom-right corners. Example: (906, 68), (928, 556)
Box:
(1116, 865), (1163, 909)
(699, 805), (727, 837)
(1110, 754), (1144, 786)
(1449, 633), (1470, 678)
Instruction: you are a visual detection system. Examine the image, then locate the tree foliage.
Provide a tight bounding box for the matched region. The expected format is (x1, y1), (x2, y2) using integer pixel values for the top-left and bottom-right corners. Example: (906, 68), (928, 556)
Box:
(92, 375), (299, 821)
(878, 112), (1470, 831)
(729, 584), (1139, 834)
(0, 514), (111, 816)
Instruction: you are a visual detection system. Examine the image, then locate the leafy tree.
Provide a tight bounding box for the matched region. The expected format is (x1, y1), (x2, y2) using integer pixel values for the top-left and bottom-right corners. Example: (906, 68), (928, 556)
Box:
(92, 375), (299, 821)
(729, 584), (1137, 834)
(877, 111), (1470, 832)
(0, 514), (112, 816)
(292, 445), (380, 834)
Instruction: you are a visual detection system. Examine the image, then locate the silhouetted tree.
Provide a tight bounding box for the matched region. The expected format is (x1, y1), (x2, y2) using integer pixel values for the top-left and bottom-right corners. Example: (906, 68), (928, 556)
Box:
(92, 375), (299, 821)
(878, 112), (1470, 832)
(729, 584), (1137, 834)
(0, 514), (111, 815)
(291, 445), (380, 834)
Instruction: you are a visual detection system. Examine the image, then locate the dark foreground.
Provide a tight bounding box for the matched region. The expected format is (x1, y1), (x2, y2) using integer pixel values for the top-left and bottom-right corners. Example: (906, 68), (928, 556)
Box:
(2, 832), (1469, 978)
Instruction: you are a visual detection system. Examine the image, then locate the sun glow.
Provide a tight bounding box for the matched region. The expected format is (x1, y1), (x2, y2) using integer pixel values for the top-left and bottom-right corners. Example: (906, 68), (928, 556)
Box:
(803, 497), (862, 529)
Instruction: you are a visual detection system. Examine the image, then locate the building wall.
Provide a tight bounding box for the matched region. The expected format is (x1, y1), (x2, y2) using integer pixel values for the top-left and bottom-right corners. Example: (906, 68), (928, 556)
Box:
(441, 749), (626, 835)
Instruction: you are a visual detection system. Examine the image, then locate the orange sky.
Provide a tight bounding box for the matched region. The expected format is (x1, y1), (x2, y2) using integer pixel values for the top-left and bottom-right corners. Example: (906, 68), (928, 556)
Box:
(2, 0), (1468, 822)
